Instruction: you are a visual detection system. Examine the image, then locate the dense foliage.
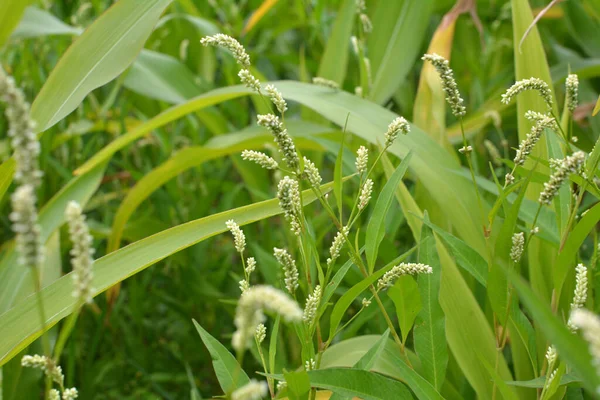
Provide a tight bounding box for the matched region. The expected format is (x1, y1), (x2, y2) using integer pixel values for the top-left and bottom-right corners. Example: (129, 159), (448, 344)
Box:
(1, 0), (600, 399)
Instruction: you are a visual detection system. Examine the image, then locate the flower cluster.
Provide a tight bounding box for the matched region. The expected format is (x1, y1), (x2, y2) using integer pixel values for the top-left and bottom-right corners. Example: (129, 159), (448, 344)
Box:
(0, 66), (42, 187)
(513, 114), (556, 166)
(10, 185), (44, 268)
(231, 379), (269, 400)
(257, 114), (299, 171)
(255, 323), (266, 344)
(277, 176), (302, 235)
(266, 84), (288, 115)
(22, 355), (64, 387)
(200, 34), (250, 68)
(226, 219), (246, 253)
(238, 69), (261, 92)
(232, 285), (302, 352)
(312, 77), (339, 89)
(510, 232), (524, 263)
(303, 157), (322, 187)
(273, 247), (299, 294)
(327, 226), (349, 267)
(377, 263), (433, 290)
(358, 179), (373, 210)
(65, 201), (95, 303)
(422, 53), (466, 117)
(565, 74), (579, 112)
(241, 150), (279, 170)
(539, 151), (585, 205)
(567, 263), (588, 331)
(303, 285), (322, 325)
(484, 140), (501, 166)
(356, 146), (368, 174)
(501, 77), (553, 108)
(384, 117), (410, 148)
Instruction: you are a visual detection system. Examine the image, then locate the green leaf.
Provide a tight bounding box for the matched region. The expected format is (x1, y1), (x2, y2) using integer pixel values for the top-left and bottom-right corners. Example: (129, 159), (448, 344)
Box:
(12, 6), (82, 38)
(106, 124), (332, 251)
(368, 0), (434, 104)
(192, 319), (249, 394)
(283, 370), (310, 400)
(478, 356), (519, 400)
(316, 0), (355, 85)
(354, 330), (390, 371)
(328, 265), (392, 342)
(0, 158), (15, 202)
(506, 374), (581, 388)
(365, 151), (412, 272)
(124, 49), (202, 104)
(0, 0), (33, 46)
(333, 129), (346, 221)
(328, 330), (391, 400)
(414, 214), (447, 390)
(488, 174), (529, 323)
(0, 180), (331, 366)
(31, 0), (173, 132)
(388, 275), (421, 343)
(307, 369), (412, 400)
(419, 217), (488, 286)
(554, 201), (600, 299)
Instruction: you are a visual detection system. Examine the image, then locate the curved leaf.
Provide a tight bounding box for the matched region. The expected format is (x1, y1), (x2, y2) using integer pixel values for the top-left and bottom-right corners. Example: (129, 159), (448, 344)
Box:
(0, 180), (331, 366)
(307, 369), (412, 400)
(31, 0), (173, 131)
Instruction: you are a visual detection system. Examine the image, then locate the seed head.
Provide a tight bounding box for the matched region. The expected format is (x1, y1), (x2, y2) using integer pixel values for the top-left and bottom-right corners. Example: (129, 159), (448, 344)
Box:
(546, 346), (557, 367)
(65, 201), (95, 304)
(568, 263), (588, 331)
(273, 247), (299, 294)
(49, 390), (60, 400)
(513, 114), (556, 166)
(0, 66), (42, 188)
(501, 77), (553, 109)
(245, 257), (256, 275)
(255, 323), (266, 344)
(277, 176), (302, 235)
(377, 263), (432, 290)
(303, 285), (322, 325)
(239, 279), (250, 293)
(238, 69), (261, 93)
(312, 77), (339, 89)
(241, 150), (279, 170)
(231, 379), (269, 400)
(356, 146), (368, 174)
(358, 179), (373, 210)
(303, 157), (322, 187)
(200, 34), (250, 68)
(21, 355), (64, 387)
(360, 14), (372, 33)
(265, 84), (288, 114)
(10, 185), (43, 269)
(257, 114), (299, 171)
(539, 151), (585, 205)
(232, 285), (302, 352)
(385, 117), (409, 147)
(226, 219), (246, 253)
(505, 173), (515, 186)
(566, 74), (579, 113)
(422, 53), (466, 117)
(62, 388), (79, 400)
(510, 232), (524, 263)
(327, 226), (349, 267)
(484, 140), (502, 166)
